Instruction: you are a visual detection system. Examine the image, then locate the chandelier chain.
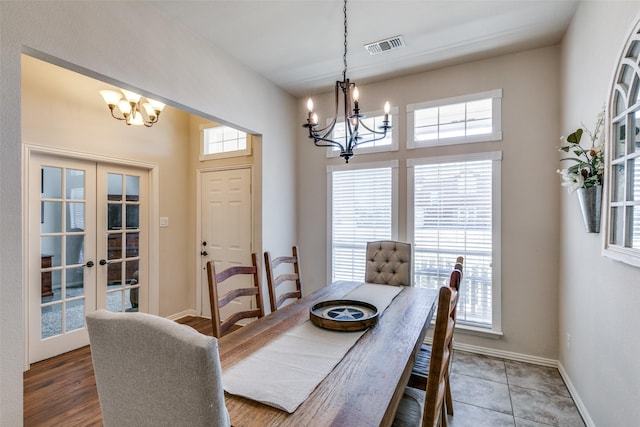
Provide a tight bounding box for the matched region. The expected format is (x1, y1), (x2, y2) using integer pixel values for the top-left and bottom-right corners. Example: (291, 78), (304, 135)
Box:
(343, 0), (348, 81)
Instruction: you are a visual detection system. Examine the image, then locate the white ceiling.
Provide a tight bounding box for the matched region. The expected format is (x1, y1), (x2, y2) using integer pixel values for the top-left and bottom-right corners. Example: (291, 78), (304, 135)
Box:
(146, 0), (579, 98)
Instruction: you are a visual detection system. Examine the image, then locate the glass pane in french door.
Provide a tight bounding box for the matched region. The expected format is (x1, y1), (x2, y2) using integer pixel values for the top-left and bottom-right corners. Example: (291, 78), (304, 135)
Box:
(40, 166), (88, 339)
(105, 172), (141, 312)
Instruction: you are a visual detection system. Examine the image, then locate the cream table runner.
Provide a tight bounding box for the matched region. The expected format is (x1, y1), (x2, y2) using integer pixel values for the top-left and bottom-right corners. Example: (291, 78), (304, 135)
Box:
(222, 283), (402, 413)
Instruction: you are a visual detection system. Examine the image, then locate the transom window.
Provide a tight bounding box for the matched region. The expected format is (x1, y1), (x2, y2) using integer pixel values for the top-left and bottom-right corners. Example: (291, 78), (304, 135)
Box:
(200, 124), (250, 160)
(407, 89), (502, 148)
(605, 21), (640, 266)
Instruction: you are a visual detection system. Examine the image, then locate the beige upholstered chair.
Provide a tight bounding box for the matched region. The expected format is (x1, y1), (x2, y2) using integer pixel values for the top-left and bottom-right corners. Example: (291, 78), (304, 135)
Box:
(365, 240), (412, 286)
(408, 256), (464, 415)
(264, 246), (302, 312)
(393, 285), (459, 427)
(86, 310), (231, 427)
(206, 253), (265, 338)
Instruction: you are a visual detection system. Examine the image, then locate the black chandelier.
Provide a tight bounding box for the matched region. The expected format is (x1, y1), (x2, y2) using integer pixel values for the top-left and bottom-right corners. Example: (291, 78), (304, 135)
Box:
(303, 0), (391, 163)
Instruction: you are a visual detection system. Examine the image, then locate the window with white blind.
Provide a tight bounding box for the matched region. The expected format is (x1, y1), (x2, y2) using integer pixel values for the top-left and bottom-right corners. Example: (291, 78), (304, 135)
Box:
(409, 152), (502, 331)
(407, 89), (502, 149)
(328, 161), (398, 282)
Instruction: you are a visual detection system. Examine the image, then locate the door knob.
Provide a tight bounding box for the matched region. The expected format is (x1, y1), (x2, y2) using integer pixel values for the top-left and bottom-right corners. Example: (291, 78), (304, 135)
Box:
(99, 259), (107, 266)
(85, 261), (94, 268)
(201, 251), (208, 256)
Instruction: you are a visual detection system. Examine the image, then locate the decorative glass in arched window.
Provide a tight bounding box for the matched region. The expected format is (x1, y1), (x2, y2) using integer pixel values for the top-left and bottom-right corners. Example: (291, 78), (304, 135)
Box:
(606, 22), (640, 266)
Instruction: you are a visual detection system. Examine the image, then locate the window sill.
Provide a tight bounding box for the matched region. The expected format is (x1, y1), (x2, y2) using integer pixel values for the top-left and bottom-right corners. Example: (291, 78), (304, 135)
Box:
(602, 246), (640, 269)
(425, 321), (503, 340)
(456, 323), (503, 339)
(199, 149), (252, 161)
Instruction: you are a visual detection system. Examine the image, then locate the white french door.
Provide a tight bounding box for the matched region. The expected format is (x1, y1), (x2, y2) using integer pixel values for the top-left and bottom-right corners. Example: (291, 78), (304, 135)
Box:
(28, 153), (148, 363)
(97, 165), (148, 316)
(200, 168), (253, 320)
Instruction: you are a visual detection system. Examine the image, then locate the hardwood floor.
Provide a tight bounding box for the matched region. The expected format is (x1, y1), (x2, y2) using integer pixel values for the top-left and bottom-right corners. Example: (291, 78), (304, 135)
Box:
(23, 316), (211, 426)
(24, 345), (101, 427)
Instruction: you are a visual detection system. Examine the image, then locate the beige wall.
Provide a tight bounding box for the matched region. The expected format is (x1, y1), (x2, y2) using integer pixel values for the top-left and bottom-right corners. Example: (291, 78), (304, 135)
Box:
(297, 46), (562, 359)
(560, 2), (640, 426)
(1, 1), (297, 422)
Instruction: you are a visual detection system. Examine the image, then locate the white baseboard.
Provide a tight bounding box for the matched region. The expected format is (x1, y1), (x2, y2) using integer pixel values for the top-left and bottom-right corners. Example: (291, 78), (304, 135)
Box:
(165, 309), (198, 321)
(429, 338), (593, 426)
(422, 337), (558, 367)
(558, 362), (595, 427)
(451, 341), (558, 367)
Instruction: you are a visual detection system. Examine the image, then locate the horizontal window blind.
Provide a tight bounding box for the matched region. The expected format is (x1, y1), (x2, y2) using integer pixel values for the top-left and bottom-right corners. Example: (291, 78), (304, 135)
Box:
(413, 159), (493, 327)
(331, 167), (392, 281)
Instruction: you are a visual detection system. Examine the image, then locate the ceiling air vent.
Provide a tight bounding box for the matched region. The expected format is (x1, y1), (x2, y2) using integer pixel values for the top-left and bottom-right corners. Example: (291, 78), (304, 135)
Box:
(364, 35), (405, 55)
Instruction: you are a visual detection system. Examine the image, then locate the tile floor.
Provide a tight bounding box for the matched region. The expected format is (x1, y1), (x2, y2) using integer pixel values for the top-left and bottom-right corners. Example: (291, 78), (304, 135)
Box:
(446, 351), (585, 427)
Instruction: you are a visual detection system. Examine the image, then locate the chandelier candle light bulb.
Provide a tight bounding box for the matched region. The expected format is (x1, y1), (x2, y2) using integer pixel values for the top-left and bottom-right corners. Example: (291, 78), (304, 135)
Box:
(352, 86), (359, 110)
(307, 98), (314, 122)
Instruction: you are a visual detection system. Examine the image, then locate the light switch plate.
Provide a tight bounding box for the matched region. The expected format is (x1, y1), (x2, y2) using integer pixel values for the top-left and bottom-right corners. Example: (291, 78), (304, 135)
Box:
(160, 217), (169, 228)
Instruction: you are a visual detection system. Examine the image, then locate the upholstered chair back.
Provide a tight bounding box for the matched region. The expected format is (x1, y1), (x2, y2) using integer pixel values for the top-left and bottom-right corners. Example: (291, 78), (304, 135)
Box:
(86, 310), (231, 427)
(365, 240), (412, 286)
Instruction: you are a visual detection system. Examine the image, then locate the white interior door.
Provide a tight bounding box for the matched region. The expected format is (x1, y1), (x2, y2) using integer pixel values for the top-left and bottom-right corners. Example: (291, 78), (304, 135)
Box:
(28, 153), (148, 363)
(200, 168), (253, 320)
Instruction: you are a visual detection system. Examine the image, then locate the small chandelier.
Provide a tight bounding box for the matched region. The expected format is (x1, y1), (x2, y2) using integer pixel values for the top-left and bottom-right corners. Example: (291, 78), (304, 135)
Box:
(99, 89), (165, 127)
(303, 0), (391, 163)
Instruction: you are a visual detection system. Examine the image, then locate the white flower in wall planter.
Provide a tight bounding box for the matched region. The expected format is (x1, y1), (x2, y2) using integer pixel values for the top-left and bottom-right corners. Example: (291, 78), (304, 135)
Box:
(557, 109), (605, 233)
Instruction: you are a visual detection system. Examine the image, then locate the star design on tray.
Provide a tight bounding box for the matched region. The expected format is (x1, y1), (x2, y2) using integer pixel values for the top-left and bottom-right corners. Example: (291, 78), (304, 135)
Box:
(327, 307), (365, 320)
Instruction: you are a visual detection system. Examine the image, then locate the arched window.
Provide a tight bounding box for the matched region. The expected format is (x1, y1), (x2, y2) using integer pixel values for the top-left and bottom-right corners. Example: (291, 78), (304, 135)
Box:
(605, 21), (640, 266)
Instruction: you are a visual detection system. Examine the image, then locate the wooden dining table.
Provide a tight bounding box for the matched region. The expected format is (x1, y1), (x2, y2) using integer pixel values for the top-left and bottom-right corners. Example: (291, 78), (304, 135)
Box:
(218, 280), (438, 427)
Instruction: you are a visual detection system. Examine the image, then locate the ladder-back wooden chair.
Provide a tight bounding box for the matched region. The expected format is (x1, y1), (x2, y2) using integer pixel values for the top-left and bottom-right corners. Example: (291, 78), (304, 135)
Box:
(393, 285), (459, 427)
(408, 256), (464, 415)
(206, 253), (264, 338)
(264, 246), (302, 312)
